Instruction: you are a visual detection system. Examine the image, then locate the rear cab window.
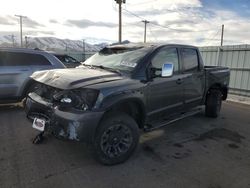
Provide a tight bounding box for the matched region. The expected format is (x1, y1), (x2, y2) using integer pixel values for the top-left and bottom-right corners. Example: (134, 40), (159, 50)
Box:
(181, 48), (199, 72)
(0, 51), (51, 66)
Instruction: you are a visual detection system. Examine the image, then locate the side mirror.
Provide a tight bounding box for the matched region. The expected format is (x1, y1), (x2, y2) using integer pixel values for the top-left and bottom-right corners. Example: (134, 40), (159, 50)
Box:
(161, 63), (174, 77)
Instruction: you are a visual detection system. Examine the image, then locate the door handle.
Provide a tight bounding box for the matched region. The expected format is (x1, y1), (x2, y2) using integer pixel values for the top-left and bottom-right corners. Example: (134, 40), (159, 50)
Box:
(176, 78), (182, 84)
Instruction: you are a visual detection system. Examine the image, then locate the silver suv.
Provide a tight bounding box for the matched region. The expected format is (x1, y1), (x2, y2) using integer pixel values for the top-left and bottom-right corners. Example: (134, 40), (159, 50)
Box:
(0, 48), (65, 103)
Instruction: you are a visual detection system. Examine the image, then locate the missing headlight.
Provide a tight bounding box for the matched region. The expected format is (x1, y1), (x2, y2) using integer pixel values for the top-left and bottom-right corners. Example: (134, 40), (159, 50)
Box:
(54, 89), (99, 111)
(75, 89), (99, 111)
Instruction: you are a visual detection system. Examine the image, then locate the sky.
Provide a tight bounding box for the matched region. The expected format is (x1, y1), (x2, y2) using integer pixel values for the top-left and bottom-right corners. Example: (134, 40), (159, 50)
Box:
(0, 0), (250, 45)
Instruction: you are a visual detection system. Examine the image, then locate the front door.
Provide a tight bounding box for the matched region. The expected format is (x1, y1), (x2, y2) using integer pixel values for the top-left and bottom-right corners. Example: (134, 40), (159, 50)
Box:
(146, 47), (185, 122)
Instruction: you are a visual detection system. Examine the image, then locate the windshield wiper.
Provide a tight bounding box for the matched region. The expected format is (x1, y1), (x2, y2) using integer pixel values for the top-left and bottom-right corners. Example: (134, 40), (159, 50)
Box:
(81, 63), (122, 75)
(81, 63), (94, 69)
(90, 65), (122, 75)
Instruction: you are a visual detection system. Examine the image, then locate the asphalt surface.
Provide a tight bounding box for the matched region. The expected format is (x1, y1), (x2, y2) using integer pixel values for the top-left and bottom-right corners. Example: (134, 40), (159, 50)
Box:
(0, 101), (250, 188)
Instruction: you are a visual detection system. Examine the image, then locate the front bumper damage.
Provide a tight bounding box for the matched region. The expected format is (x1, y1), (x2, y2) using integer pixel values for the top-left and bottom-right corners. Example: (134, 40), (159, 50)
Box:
(25, 92), (104, 143)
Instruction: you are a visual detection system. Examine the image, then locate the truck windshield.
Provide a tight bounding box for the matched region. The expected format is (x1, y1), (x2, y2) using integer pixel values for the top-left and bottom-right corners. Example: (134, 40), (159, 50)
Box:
(84, 46), (152, 72)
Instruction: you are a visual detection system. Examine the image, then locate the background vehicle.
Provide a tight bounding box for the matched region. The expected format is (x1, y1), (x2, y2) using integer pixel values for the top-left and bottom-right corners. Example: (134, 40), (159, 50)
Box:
(25, 43), (230, 165)
(52, 53), (81, 68)
(0, 47), (65, 104)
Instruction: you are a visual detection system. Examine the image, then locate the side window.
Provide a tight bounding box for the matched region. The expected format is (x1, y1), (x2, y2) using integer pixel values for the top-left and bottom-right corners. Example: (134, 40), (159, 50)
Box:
(0, 52), (51, 66)
(28, 53), (51, 65)
(151, 47), (179, 75)
(56, 55), (65, 63)
(181, 48), (199, 72)
(65, 56), (74, 64)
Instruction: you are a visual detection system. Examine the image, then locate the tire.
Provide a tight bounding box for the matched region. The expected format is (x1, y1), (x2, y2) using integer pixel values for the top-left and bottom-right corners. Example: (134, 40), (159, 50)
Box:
(205, 90), (222, 118)
(92, 113), (139, 165)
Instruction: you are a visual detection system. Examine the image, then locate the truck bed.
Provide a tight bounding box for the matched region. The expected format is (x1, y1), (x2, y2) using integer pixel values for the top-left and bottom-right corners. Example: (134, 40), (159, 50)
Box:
(204, 66), (230, 100)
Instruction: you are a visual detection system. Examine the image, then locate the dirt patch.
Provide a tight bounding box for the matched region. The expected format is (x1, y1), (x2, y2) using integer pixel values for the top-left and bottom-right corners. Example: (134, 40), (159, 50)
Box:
(228, 143), (239, 149)
(44, 174), (53, 179)
(173, 143), (184, 148)
(208, 185), (222, 188)
(172, 152), (189, 159)
(195, 128), (245, 143)
(142, 144), (164, 163)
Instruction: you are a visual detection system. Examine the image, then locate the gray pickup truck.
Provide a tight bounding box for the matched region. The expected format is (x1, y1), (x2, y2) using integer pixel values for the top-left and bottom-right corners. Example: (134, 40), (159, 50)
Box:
(25, 43), (230, 165)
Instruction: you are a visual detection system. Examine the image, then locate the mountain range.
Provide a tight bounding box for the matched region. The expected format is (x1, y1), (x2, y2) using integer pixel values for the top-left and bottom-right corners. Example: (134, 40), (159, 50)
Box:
(0, 36), (109, 52)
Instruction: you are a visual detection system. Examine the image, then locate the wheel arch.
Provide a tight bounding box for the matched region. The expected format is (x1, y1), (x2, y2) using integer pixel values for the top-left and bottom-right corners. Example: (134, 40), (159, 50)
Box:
(99, 98), (146, 129)
(206, 83), (228, 101)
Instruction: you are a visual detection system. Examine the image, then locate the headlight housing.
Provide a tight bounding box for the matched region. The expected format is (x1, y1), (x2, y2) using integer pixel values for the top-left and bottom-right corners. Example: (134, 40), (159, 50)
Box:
(53, 88), (99, 111)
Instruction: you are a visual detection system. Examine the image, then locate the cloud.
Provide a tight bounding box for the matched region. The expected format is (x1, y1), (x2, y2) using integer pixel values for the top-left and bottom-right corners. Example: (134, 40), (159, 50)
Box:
(0, 15), (44, 28)
(122, 0), (250, 46)
(23, 18), (44, 28)
(65, 19), (117, 28)
(1, 0), (250, 46)
(0, 30), (55, 38)
(124, 0), (202, 17)
(49, 19), (58, 24)
(0, 15), (16, 25)
(123, 8), (174, 17)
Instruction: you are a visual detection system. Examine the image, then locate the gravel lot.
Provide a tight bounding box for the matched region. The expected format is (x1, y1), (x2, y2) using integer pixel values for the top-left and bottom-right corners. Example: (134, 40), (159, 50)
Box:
(0, 101), (250, 188)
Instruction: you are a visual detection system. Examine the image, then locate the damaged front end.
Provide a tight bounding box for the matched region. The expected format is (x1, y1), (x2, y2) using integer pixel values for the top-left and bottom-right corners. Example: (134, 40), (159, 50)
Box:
(25, 83), (103, 142)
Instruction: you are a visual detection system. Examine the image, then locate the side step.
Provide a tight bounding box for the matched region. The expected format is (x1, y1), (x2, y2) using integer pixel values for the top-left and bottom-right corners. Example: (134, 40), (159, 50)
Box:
(144, 107), (202, 132)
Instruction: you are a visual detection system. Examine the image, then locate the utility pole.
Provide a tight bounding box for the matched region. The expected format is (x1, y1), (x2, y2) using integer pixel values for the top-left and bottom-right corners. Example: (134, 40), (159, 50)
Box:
(217, 24), (224, 66)
(142, 20), (150, 43)
(65, 44), (68, 51)
(25, 36), (28, 48)
(15, 15), (27, 47)
(220, 24), (224, 46)
(82, 39), (85, 61)
(9, 34), (16, 47)
(114, 0), (126, 43)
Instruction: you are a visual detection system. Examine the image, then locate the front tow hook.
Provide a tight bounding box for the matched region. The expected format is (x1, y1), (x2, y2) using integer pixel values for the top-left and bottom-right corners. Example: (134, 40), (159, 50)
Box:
(32, 131), (45, 144)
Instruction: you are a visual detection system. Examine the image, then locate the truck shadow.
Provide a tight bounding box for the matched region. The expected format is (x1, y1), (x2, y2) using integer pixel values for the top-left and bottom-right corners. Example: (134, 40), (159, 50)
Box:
(138, 111), (244, 163)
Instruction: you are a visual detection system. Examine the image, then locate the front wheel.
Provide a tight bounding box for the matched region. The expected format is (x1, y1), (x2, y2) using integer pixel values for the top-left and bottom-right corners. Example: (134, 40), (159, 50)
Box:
(92, 113), (139, 165)
(205, 90), (222, 118)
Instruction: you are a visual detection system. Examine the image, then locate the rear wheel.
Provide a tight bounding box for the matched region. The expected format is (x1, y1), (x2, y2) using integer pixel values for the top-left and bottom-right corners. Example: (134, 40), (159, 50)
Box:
(92, 113), (139, 165)
(205, 90), (222, 118)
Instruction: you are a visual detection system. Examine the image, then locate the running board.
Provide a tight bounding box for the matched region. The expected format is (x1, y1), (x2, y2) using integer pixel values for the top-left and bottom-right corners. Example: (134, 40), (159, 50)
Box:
(144, 108), (202, 132)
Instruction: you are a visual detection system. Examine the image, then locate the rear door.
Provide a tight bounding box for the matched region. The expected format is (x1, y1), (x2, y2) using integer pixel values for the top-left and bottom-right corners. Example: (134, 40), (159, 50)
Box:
(180, 48), (205, 109)
(0, 51), (32, 99)
(146, 47), (185, 121)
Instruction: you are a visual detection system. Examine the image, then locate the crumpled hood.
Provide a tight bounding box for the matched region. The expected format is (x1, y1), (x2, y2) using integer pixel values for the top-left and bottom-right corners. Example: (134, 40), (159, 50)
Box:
(31, 67), (123, 89)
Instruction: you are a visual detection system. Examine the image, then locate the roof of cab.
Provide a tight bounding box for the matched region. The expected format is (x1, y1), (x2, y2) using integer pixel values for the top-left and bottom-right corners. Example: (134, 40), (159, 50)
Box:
(108, 42), (197, 49)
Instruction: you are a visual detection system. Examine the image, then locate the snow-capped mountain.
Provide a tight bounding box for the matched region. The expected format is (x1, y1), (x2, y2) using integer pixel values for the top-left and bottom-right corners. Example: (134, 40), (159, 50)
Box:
(0, 36), (109, 52)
